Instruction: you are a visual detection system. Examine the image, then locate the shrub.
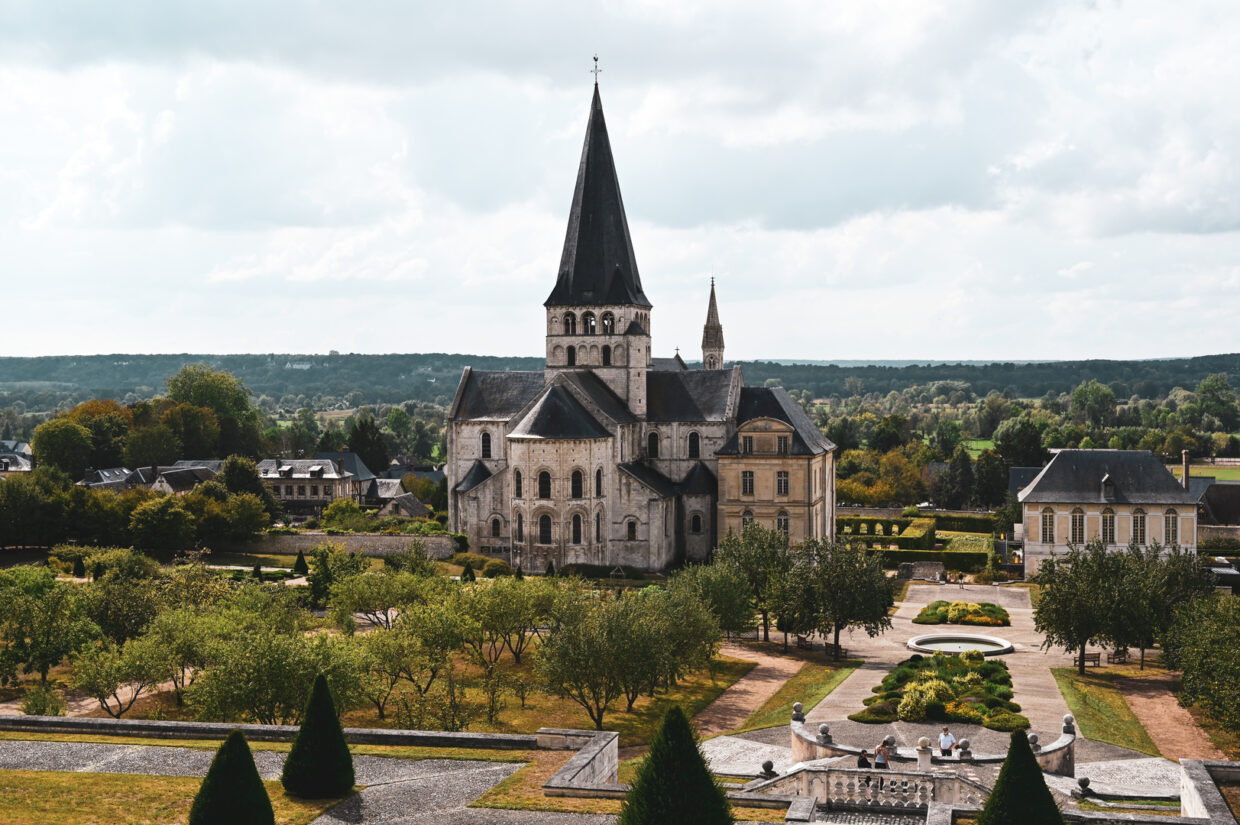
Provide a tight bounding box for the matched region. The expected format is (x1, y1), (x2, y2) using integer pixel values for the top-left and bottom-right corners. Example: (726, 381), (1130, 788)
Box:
(450, 552), (495, 569)
(21, 683), (66, 716)
(984, 712), (1031, 732)
(482, 559), (512, 578)
(901, 505), (921, 517)
(944, 701), (986, 725)
(961, 650), (985, 666)
(977, 730), (1064, 825)
(280, 675), (355, 798)
(618, 705), (732, 825)
(72, 557), (87, 578)
(189, 730), (274, 825)
(925, 700), (947, 721)
(460, 561), (476, 582)
(545, 560), (557, 577)
(292, 550), (309, 576)
(897, 691), (927, 722)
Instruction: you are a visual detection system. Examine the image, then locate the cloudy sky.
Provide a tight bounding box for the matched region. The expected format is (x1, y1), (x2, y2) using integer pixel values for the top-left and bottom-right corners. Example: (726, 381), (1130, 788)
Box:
(3, 1), (1238, 361)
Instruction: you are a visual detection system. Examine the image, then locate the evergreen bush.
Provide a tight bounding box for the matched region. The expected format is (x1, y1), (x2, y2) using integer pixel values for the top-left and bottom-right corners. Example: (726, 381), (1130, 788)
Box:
(514, 565), (524, 580)
(252, 563), (263, 581)
(545, 560), (556, 577)
(189, 730), (274, 825)
(292, 550), (309, 576)
(460, 561), (476, 582)
(619, 705), (731, 825)
(280, 675), (355, 798)
(977, 729), (1064, 825)
(72, 557), (86, 578)
(482, 559), (512, 578)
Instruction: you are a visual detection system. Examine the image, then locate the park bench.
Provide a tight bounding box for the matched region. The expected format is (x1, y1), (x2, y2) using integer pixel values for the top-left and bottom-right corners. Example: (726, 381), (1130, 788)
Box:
(1109, 649), (1129, 665)
(795, 634), (814, 650)
(1082, 652), (1101, 667)
(824, 642), (849, 659)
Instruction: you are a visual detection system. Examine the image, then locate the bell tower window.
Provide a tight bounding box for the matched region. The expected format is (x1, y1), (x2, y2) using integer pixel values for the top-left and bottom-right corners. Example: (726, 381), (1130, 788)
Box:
(601, 312), (614, 334)
(563, 313), (576, 335)
(582, 312), (596, 334)
(566, 346), (576, 366)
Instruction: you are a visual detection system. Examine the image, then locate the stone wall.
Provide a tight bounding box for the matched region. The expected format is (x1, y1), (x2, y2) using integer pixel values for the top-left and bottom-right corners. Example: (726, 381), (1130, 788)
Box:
(1199, 524), (1240, 543)
(540, 728), (621, 797)
(218, 532), (460, 560)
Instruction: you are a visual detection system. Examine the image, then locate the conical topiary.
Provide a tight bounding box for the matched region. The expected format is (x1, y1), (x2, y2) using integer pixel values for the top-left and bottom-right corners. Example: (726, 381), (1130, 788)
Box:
(72, 557), (86, 578)
(514, 565), (524, 580)
(253, 563), (263, 581)
(460, 560), (476, 582)
(977, 729), (1064, 825)
(189, 730), (274, 825)
(280, 675), (355, 798)
(545, 560), (556, 577)
(618, 705), (732, 825)
(293, 550), (309, 576)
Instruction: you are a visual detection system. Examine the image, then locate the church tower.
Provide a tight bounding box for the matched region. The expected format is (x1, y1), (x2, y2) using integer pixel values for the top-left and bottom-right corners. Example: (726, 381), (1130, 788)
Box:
(702, 278), (725, 370)
(544, 82), (652, 415)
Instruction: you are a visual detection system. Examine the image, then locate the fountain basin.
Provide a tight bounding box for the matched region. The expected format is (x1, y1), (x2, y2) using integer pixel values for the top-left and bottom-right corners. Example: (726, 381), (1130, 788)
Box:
(907, 633), (1014, 656)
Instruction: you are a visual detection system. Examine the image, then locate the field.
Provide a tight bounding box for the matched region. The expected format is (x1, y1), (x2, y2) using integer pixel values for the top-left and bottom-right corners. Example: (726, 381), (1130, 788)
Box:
(1170, 464), (1240, 482)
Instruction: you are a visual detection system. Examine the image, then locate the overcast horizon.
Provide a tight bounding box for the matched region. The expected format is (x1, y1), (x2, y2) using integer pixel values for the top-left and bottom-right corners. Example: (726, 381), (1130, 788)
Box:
(3, 2), (1238, 362)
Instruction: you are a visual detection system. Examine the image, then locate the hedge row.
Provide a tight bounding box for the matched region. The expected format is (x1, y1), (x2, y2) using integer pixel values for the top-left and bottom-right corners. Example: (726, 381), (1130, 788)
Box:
(840, 518), (937, 550)
(932, 514), (998, 534)
(865, 547), (991, 572)
(837, 516), (915, 536)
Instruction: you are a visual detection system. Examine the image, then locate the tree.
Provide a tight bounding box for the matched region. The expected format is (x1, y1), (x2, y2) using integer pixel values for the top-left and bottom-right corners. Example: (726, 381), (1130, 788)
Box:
(714, 522), (789, 642)
(31, 418), (93, 478)
(1070, 379), (1117, 429)
(802, 541), (893, 660)
(129, 495), (196, 550)
(65, 401), (132, 469)
(537, 596), (623, 730)
(70, 637), (164, 718)
(977, 729), (1064, 825)
(138, 607), (216, 705)
(218, 455), (280, 521)
(1163, 593), (1240, 734)
(460, 560), (476, 582)
(160, 403), (221, 459)
(345, 414), (389, 479)
(1195, 373), (1239, 430)
(993, 416), (1045, 468)
(869, 414), (908, 453)
(931, 419), (963, 458)
(0, 565), (98, 684)
(167, 364), (263, 457)
(669, 563), (754, 638)
(1033, 541), (1123, 675)
(937, 445), (974, 509)
(328, 571), (433, 631)
(974, 449), (1008, 508)
(123, 424), (181, 468)
(306, 542), (367, 609)
(189, 730), (275, 825)
(618, 705), (732, 825)
(293, 550), (309, 576)
(281, 674), (355, 798)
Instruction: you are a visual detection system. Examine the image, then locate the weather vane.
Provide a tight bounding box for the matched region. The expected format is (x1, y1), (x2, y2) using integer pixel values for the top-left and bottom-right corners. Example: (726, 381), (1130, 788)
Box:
(591, 55), (602, 82)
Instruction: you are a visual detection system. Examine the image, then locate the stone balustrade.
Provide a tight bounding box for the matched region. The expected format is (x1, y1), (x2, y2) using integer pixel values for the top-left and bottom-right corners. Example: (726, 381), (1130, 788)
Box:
(750, 762), (988, 811)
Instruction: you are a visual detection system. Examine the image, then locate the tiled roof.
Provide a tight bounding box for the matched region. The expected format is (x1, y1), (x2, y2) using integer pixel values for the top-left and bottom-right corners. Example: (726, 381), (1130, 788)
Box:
(1018, 449), (1198, 505)
(157, 466), (217, 492)
(716, 387), (835, 456)
(509, 385), (610, 440)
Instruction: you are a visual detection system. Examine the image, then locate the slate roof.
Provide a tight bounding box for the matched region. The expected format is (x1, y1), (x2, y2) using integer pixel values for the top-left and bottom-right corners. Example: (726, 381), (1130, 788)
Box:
(383, 464), (446, 485)
(315, 451), (377, 483)
(0, 440), (31, 458)
(389, 492), (431, 518)
(1186, 475), (1216, 501)
(558, 371), (637, 424)
(452, 369), (545, 421)
(509, 385), (611, 440)
(681, 462), (717, 496)
(646, 370), (734, 422)
(716, 387), (836, 455)
(0, 453), (32, 472)
(455, 460), (493, 493)
(545, 84), (651, 309)
(171, 460), (226, 473)
(651, 354), (687, 372)
(257, 459), (350, 480)
(156, 466), (217, 492)
(624, 319), (648, 336)
(1008, 467), (1043, 498)
(79, 467), (133, 489)
(371, 478), (406, 499)
(1198, 481), (1240, 525)
(1018, 449), (1198, 505)
(619, 462), (677, 498)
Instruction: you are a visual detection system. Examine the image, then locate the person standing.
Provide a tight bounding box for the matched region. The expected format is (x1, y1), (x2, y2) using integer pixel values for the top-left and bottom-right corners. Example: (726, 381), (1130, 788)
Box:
(874, 741), (889, 770)
(938, 726), (958, 757)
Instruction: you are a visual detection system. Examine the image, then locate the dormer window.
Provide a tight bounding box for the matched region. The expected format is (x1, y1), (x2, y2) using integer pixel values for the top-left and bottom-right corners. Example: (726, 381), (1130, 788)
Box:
(1101, 474), (1114, 500)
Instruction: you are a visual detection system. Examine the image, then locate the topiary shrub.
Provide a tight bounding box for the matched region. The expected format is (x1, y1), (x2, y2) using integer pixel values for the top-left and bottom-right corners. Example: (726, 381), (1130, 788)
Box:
(281, 675), (355, 798)
(72, 557), (87, 578)
(514, 565), (524, 580)
(190, 730), (274, 825)
(482, 559), (512, 578)
(978, 729), (1064, 825)
(460, 561), (476, 582)
(925, 700), (947, 721)
(619, 705), (732, 825)
(293, 550), (309, 576)
(983, 712), (1031, 732)
(545, 560), (557, 577)
(252, 563), (263, 581)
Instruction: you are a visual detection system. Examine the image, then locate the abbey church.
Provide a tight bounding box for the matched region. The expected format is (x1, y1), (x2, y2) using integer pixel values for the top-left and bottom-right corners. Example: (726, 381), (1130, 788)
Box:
(447, 84), (836, 571)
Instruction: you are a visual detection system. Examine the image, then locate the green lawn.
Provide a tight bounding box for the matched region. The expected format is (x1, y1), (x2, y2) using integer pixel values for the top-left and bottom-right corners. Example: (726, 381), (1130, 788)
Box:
(963, 439), (994, 458)
(1052, 668), (1160, 756)
(1170, 464), (1240, 481)
(728, 660), (860, 734)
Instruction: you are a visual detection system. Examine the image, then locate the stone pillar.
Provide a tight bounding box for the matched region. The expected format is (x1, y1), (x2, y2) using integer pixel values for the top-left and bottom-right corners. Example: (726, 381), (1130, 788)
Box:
(916, 737), (933, 772)
(817, 724), (833, 746)
(957, 738), (972, 763)
(792, 702), (805, 722)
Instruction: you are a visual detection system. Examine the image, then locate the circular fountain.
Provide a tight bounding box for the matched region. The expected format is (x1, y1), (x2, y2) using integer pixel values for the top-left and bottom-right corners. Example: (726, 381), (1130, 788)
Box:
(907, 633), (1014, 656)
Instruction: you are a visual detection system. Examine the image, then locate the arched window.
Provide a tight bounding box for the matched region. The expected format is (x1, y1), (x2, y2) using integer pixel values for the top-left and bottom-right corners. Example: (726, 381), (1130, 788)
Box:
(516, 513), (524, 542)
(627, 520), (637, 541)
(596, 468), (603, 497)
(514, 470), (522, 499)
(539, 515), (552, 544)
(572, 514), (582, 544)
(491, 518), (501, 537)
(571, 470), (583, 499)
(1070, 508), (1084, 544)
(481, 432), (491, 459)
(647, 432), (659, 458)
(566, 346), (576, 366)
(1041, 508), (1054, 543)
(1133, 509), (1146, 545)
(582, 312), (596, 334)
(742, 510), (754, 528)
(595, 512), (602, 542)
(777, 511), (790, 535)
(706, 355), (716, 369)
(563, 313), (576, 335)
(601, 312), (615, 334)
(1101, 509), (1115, 545)
(538, 471), (551, 499)
(688, 432), (700, 459)
(601, 345), (611, 366)
(690, 514), (703, 534)
(1165, 509), (1178, 545)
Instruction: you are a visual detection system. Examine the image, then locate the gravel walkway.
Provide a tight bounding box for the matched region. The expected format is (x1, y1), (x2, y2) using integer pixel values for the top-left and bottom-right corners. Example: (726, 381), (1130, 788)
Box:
(694, 642), (804, 738)
(1114, 673), (1224, 761)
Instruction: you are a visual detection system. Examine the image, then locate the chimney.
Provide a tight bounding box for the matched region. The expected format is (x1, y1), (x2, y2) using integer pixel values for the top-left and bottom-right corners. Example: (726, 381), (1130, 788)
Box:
(1182, 450), (1191, 490)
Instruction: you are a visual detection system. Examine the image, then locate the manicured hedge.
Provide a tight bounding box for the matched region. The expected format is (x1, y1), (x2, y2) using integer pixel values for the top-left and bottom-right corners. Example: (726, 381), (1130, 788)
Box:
(865, 548), (990, 572)
(559, 563), (647, 580)
(840, 518), (936, 550)
(838, 516), (914, 536)
(934, 514), (998, 534)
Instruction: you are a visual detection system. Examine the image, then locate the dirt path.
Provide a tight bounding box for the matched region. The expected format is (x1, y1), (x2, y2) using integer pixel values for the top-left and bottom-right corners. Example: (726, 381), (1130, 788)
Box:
(1114, 673), (1224, 761)
(692, 642), (804, 739)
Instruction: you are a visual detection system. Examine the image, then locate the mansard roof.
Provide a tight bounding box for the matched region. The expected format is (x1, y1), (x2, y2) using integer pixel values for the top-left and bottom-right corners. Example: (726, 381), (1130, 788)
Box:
(545, 84), (651, 309)
(646, 369), (735, 422)
(1018, 449), (1198, 505)
(716, 387), (836, 456)
(508, 385), (610, 440)
(455, 459), (493, 493)
(451, 368), (545, 421)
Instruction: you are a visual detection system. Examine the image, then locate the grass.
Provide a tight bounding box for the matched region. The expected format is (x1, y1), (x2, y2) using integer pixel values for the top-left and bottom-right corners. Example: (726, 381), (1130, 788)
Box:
(0, 770), (340, 825)
(206, 551), (301, 569)
(1051, 667), (1160, 756)
(1222, 783), (1240, 819)
(728, 660), (860, 734)
(1170, 464), (1240, 481)
(1181, 698), (1240, 760)
(963, 439), (994, 458)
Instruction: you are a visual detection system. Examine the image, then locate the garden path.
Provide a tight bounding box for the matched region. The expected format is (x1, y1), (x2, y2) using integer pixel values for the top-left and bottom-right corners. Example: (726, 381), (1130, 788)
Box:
(1113, 673), (1224, 760)
(693, 642), (805, 739)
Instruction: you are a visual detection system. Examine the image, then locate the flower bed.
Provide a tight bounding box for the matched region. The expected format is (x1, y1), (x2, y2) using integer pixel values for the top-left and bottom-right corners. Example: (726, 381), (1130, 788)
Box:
(847, 650), (1029, 731)
(912, 600), (1010, 627)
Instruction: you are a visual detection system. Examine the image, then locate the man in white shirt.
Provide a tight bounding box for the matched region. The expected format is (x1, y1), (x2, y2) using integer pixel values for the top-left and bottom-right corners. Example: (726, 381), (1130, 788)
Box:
(938, 726), (958, 757)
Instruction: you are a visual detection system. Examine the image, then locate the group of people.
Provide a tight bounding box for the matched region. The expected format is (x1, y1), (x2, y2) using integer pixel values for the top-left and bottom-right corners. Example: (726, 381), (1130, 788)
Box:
(855, 726), (960, 779)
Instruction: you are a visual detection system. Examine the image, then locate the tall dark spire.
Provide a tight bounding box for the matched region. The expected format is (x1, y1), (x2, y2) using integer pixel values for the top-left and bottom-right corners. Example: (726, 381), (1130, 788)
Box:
(545, 84), (651, 308)
(702, 278), (725, 370)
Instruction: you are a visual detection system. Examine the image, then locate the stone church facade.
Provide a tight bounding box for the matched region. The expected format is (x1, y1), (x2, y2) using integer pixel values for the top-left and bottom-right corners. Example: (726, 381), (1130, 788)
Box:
(447, 84), (836, 571)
